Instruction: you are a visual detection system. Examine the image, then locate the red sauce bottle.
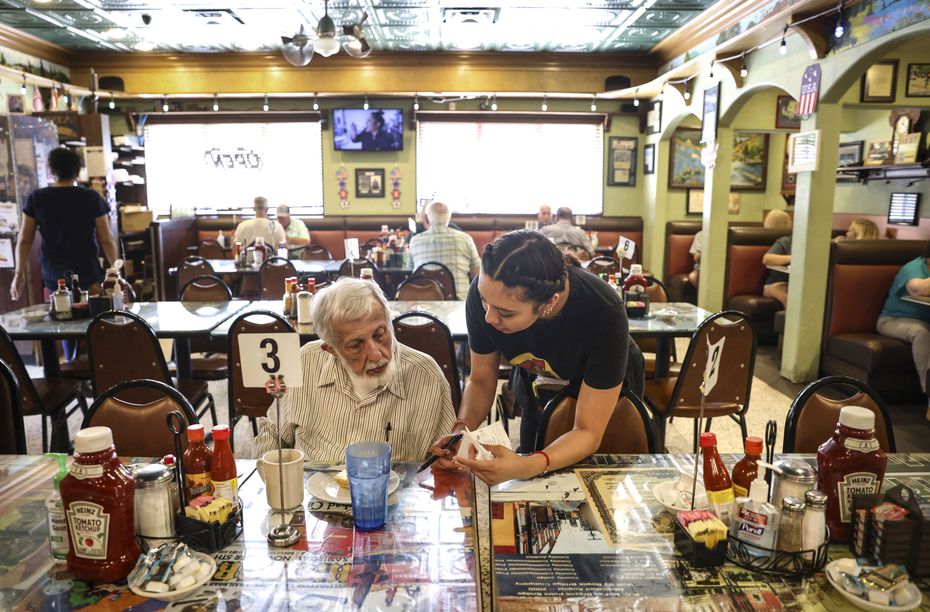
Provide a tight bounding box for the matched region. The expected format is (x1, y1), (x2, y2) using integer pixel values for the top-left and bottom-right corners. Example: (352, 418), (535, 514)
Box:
(731, 436), (763, 498)
(700, 432), (736, 525)
(622, 264), (648, 294)
(211, 425), (238, 508)
(817, 406), (888, 542)
(59, 427), (140, 582)
(183, 424), (212, 500)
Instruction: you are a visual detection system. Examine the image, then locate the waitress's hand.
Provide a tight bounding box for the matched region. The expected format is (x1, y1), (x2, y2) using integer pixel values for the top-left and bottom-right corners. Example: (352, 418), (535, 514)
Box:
(455, 445), (543, 487)
(10, 273), (24, 301)
(427, 432), (465, 472)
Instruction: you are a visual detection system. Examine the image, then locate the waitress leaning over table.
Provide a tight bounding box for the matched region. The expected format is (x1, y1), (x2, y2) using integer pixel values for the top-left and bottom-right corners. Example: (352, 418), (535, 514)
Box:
(431, 230), (643, 486)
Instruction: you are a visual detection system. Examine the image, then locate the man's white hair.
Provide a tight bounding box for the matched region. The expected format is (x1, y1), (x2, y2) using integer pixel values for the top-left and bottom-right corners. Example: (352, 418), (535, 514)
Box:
(426, 201), (452, 226)
(310, 277), (392, 346)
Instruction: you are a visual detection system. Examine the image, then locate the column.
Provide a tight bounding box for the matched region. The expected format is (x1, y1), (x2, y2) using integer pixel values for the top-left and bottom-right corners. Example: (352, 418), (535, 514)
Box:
(697, 126), (733, 312)
(642, 137), (669, 274)
(780, 102), (841, 382)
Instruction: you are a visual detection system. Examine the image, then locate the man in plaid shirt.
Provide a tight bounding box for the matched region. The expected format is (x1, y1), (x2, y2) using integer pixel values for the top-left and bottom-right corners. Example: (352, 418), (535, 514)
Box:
(409, 201), (480, 300)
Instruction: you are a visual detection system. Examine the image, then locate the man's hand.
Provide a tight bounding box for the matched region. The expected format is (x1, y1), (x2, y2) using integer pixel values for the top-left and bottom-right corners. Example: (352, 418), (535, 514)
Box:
(427, 432), (465, 471)
(10, 273), (24, 301)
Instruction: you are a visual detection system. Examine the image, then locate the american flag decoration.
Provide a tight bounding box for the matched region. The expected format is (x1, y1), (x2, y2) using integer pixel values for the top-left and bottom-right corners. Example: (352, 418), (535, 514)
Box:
(798, 64), (822, 118)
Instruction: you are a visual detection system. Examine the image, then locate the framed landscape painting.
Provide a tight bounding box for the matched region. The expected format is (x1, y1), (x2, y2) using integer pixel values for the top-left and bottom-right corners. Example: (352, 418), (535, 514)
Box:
(906, 64), (930, 97)
(731, 132), (768, 191)
(668, 129), (704, 189)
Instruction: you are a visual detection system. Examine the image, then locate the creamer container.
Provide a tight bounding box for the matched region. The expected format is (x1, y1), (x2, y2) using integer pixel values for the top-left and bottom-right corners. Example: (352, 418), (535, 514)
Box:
(59, 427), (140, 582)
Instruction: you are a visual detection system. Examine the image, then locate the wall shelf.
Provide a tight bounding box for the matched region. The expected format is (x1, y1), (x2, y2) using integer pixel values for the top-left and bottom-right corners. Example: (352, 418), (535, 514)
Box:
(836, 162), (930, 185)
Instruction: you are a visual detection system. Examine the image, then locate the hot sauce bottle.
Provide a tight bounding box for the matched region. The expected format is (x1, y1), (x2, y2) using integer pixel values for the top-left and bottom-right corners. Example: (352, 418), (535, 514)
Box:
(817, 406), (888, 542)
(732, 436), (764, 498)
(183, 424), (212, 499)
(59, 427), (140, 582)
(700, 432), (735, 526)
(211, 425), (238, 508)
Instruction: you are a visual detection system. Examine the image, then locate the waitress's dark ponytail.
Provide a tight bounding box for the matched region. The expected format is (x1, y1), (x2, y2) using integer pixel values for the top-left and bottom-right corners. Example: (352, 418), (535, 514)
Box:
(482, 230), (567, 305)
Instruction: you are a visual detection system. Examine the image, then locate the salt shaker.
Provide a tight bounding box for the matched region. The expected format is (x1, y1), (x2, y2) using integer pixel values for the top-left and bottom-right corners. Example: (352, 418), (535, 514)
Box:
(297, 290), (313, 325)
(133, 463), (177, 549)
(802, 489), (828, 555)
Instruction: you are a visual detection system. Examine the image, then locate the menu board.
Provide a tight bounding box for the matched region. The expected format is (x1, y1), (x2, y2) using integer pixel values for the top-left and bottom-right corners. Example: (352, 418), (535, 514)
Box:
(787, 130), (820, 173)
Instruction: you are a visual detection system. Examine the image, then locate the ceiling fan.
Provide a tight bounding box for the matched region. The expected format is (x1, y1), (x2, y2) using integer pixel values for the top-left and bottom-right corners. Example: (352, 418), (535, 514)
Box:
(280, 0), (372, 66)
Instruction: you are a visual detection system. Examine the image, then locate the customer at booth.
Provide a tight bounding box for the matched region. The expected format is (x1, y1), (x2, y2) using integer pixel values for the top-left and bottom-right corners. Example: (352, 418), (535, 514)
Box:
(429, 230), (643, 486)
(234, 196), (286, 248)
(540, 207), (595, 258)
(253, 277), (456, 462)
(409, 201), (480, 300)
(761, 210), (793, 309)
(537, 204), (553, 227)
(836, 218), (881, 241)
(10, 147), (118, 300)
(876, 240), (930, 417)
(275, 204), (310, 257)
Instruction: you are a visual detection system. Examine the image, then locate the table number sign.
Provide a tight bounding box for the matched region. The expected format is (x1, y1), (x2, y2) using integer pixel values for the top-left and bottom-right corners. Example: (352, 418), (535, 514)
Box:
(524, 221), (539, 231)
(238, 333), (302, 388)
(616, 236), (636, 260)
(344, 238), (360, 260)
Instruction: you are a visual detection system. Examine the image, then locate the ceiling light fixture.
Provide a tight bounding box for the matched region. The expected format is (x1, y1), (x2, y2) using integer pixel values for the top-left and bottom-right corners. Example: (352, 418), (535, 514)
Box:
(213, 94), (219, 112)
(491, 94), (497, 111)
(20, 74), (26, 95)
(683, 89), (691, 101)
(740, 53), (748, 78)
(633, 88), (640, 107)
(313, 0), (341, 58)
(281, 24), (313, 66)
(709, 60), (715, 80)
(413, 95), (420, 111)
(834, 2), (845, 38)
(343, 11), (372, 58)
(363, 95), (369, 111)
(541, 95), (548, 112)
(108, 95), (115, 110)
(263, 94), (269, 112)
(312, 94), (319, 111)
(162, 96), (169, 112)
(590, 94), (597, 112)
(779, 25), (788, 55)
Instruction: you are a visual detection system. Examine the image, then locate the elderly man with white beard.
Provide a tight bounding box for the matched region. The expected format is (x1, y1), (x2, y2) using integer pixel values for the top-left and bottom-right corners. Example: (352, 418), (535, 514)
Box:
(253, 277), (456, 462)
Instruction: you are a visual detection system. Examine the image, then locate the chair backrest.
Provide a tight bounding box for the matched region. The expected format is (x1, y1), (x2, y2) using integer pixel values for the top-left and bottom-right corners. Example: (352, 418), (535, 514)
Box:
(412, 262), (457, 300)
(227, 311), (295, 432)
(301, 244), (333, 261)
(536, 385), (656, 453)
(360, 237), (383, 255)
(784, 375), (896, 453)
(83, 379), (198, 457)
(668, 310), (757, 416)
(197, 239), (226, 260)
(664, 221), (702, 279)
(87, 310), (172, 403)
(587, 256), (620, 277)
(824, 240), (926, 338)
(392, 312), (462, 410)
(180, 275), (233, 302)
(637, 279), (670, 354)
(259, 257), (298, 300)
(396, 276), (446, 301)
(339, 258), (381, 282)
(177, 256), (215, 299)
(0, 325), (42, 416)
(0, 359), (26, 454)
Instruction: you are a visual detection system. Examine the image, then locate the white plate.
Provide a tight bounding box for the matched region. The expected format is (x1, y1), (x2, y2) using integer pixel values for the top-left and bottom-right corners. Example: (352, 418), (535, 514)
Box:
(129, 551), (216, 602)
(825, 560), (922, 611)
(22, 309), (48, 322)
(307, 470), (401, 505)
(652, 308), (678, 321)
(653, 480), (709, 514)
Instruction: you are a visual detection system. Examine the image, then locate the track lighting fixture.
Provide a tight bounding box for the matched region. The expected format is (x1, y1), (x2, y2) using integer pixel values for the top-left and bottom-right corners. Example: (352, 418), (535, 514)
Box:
(212, 94), (219, 112)
(491, 94), (497, 111)
(633, 88), (640, 107)
(780, 25), (788, 55)
(108, 96), (115, 110)
(740, 53), (748, 78)
(834, 2), (845, 38)
(363, 95), (369, 111)
(312, 94), (319, 111)
(590, 95), (597, 112)
(263, 94), (269, 112)
(162, 96), (169, 112)
(541, 95), (548, 112)
(20, 74), (26, 95)
(413, 95), (420, 111)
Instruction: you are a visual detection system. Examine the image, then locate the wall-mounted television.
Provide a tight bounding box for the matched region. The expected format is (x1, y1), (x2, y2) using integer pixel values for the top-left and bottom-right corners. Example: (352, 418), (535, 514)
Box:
(333, 108), (403, 151)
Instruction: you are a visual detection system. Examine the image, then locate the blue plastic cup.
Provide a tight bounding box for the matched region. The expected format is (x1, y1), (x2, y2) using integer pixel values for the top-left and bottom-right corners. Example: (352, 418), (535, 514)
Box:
(345, 442), (392, 531)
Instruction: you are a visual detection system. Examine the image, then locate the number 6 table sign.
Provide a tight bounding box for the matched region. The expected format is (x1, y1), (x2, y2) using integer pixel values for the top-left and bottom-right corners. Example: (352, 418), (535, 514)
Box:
(238, 332), (302, 546)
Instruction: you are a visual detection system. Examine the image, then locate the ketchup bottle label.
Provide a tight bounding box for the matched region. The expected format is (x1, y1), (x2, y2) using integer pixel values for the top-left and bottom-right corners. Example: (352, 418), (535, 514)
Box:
(837, 472), (880, 522)
(844, 438), (880, 453)
(67, 502), (110, 560)
(69, 464), (104, 480)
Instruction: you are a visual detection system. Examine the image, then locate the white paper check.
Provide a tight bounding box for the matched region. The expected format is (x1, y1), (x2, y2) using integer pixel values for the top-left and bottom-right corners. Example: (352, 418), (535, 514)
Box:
(456, 421), (511, 461)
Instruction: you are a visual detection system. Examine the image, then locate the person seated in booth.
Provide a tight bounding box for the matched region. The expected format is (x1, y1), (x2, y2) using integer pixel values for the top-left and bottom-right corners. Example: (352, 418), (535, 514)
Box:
(687, 230), (704, 287)
(537, 204), (553, 227)
(253, 277), (456, 462)
(836, 218), (881, 241)
(234, 196), (286, 248)
(877, 240), (930, 418)
(275, 204), (310, 258)
(761, 210), (793, 309)
(540, 207), (594, 258)
(409, 201), (480, 300)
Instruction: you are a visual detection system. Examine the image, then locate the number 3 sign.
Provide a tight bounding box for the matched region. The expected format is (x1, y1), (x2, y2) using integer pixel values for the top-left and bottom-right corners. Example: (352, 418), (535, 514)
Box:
(237, 333), (303, 388)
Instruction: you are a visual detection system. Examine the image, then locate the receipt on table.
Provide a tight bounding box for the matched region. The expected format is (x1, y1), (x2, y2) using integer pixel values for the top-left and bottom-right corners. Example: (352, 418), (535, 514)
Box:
(456, 421), (511, 460)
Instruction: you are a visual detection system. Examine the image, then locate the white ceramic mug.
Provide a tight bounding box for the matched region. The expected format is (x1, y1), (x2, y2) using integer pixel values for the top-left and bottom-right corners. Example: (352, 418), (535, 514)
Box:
(257, 448), (305, 510)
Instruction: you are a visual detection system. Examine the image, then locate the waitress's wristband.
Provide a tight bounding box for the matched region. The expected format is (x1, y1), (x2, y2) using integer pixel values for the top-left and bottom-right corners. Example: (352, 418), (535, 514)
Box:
(532, 451), (550, 475)
(452, 419), (470, 432)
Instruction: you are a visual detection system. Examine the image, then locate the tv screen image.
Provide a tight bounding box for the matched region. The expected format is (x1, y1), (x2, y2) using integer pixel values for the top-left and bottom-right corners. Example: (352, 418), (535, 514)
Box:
(333, 108), (403, 151)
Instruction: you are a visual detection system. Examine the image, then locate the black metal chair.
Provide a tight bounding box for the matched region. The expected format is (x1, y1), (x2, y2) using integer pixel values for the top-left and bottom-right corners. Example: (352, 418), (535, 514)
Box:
(395, 276), (446, 301)
(784, 375), (896, 453)
(259, 257), (298, 301)
(301, 244), (333, 261)
(0, 359), (26, 454)
(412, 262), (457, 300)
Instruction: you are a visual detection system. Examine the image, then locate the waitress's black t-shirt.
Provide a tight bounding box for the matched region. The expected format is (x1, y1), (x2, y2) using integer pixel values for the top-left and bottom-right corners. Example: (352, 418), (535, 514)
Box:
(467, 265), (629, 389)
(23, 186), (109, 289)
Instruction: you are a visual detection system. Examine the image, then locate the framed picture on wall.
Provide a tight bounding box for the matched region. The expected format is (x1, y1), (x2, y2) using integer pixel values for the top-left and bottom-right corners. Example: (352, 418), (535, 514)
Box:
(730, 132), (769, 191)
(6, 95), (24, 114)
(837, 141), (864, 167)
(782, 148), (797, 195)
(864, 140), (893, 166)
(355, 168), (385, 198)
(643, 143), (655, 175)
(861, 60), (898, 103)
(906, 63), (930, 97)
(775, 95), (801, 129)
(668, 129), (704, 189)
(647, 100), (662, 135)
(607, 136), (637, 186)
(701, 83), (720, 144)
(686, 190), (741, 215)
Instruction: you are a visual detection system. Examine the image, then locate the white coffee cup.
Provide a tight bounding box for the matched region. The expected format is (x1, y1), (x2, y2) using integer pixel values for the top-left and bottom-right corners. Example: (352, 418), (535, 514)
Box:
(257, 448), (305, 510)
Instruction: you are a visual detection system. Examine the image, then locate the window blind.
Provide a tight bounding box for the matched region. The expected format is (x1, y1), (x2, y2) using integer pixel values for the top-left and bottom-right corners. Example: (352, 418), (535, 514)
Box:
(143, 121), (323, 217)
(416, 118), (604, 215)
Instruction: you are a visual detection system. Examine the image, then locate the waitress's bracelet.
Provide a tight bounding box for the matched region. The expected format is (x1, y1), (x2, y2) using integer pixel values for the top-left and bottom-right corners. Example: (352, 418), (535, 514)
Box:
(452, 419), (470, 432)
(532, 451), (550, 475)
